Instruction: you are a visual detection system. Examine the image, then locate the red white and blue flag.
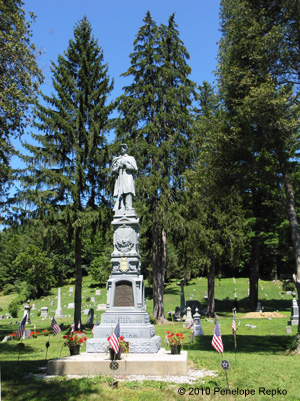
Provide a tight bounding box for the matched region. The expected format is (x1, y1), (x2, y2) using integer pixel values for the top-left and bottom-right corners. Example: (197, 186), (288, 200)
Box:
(232, 314), (237, 334)
(109, 322), (120, 354)
(16, 315), (27, 339)
(51, 317), (61, 336)
(92, 319), (99, 335)
(212, 317), (224, 353)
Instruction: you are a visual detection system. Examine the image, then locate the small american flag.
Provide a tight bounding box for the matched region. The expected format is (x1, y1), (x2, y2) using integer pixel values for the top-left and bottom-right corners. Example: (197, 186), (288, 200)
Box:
(92, 318), (99, 335)
(212, 317), (224, 353)
(187, 320), (194, 329)
(16, 315), (27, 339)
(232, 314), (236, 334)
(109, 322), (120, 354)
(51, 318), (61, 336)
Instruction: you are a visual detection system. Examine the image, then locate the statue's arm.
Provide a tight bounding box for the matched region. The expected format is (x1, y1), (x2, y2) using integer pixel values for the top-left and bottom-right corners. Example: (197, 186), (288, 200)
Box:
(123, 156), (138, 172)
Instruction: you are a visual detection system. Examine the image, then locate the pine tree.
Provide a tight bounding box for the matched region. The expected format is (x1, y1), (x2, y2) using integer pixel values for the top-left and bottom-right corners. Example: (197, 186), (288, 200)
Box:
(217, 0), (300, 310)
(18, 16), (114, 328)
(0, 0), (43, 215)
(116, 12), (195, 320)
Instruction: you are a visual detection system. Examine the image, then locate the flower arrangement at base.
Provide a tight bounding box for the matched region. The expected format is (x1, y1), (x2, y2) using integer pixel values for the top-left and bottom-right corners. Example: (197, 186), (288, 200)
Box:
(119, 336), (129, 353)
(42, 329), (51, 336)
(166, 331), (184, 354)
(63, 331), (87, 354)
(9, 332), (20, 341)
(30, 331), (40, 338)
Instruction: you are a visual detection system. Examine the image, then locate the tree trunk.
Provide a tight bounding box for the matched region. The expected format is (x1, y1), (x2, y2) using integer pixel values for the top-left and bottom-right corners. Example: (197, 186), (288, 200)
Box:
(206, 249), (215, 317)
(281, 162), (300, 336)
(74, 226), (82, 330)
(249, 236), (260, 311)
(152, 220), (166, 320)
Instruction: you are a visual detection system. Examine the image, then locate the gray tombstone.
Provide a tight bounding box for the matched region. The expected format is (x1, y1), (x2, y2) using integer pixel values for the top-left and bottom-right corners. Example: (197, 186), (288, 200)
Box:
(286, 326), (292, 334)
(96, 289), (101, 296)
(193, 308), (204, 336)
(40, 306), (49, 318)
(186, 300), (201, 316)
(32, 303), (37, 310)
(180, 280), (186, 317)
(183, 307), (193, 328)
(86, 308), (94, 328)
(23, 303), (31, 324)
(173, 306), (181, 322)
(288, 294), (299, 326)
(55, 288), (64, 318)
(255, 301), (262, 312)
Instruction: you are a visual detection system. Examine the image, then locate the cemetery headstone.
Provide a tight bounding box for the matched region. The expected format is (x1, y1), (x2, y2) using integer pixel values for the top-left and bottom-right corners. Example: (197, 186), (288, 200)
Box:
(23, 303), (31, 324)
(91, 297), (95, 303)
(96, 289), (101, 296)
(69, 287), (73, 292)
(180, 280), (186, 317)
(288, 294), (299, 326)
(86, 308), (94, 328)
(55, 288), (64, 318)
(173, 306), (181, 322)
(193, 308), (204, 336)
(183, 306), (193, 328)
(67, 303), (74, 309)
(40, 306), (49, 318)
(97, 304), (106, 311)
(255, 301), (262, 312)
(286, 326), (292, 334)
(32, 303), (37, 310)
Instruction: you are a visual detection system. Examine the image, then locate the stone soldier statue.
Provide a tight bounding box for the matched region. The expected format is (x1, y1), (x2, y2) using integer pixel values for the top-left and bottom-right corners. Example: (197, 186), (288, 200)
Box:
(112, 143), (137, 211)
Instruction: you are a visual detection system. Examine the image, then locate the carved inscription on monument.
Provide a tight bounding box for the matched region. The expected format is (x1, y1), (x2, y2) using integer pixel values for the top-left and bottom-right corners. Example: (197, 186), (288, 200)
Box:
(114, 281), (134, 307)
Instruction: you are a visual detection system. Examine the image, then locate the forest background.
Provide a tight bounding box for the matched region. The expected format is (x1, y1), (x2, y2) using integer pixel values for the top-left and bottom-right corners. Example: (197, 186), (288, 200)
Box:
(1, 0), (300, 329)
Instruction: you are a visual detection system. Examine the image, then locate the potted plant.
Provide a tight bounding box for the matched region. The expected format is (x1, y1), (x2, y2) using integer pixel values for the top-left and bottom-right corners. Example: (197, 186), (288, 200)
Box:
(42, 329), (51, 336)
(63, 331), (87, 355)
(30, 331), (40, 338)
(107, 336), (123, 360)
(166, 331), (184, 354)
(119, 336), (129, 354)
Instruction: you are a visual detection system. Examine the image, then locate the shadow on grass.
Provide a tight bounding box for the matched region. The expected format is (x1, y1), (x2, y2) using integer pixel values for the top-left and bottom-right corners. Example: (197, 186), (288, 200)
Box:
(185, 334), (292, 354)
(1, 360), (104, 401)
(215, 297), (291, 313)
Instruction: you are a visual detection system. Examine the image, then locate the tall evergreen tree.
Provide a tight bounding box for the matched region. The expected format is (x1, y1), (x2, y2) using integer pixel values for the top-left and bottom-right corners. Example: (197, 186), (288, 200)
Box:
(0, 0), (43, 216)
(18, 16), (114, 328)
(217, 0), (300, 310)
(116, 12), (195, 320)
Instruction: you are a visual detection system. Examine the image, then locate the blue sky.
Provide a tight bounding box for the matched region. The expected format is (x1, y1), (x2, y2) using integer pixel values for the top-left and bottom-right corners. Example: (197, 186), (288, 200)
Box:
(23, 0), (222, 102)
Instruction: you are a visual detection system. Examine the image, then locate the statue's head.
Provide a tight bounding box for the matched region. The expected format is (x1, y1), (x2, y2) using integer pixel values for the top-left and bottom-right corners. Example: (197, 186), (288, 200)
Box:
(120, 143), (128, 154)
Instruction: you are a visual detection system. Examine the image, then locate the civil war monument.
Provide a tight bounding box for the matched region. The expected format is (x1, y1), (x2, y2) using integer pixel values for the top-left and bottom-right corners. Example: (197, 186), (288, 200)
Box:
(86, 144), (161, 353)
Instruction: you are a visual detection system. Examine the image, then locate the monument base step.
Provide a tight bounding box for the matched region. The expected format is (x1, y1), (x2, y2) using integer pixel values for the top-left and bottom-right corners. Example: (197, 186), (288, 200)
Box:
(86, 335), (161, 353)
(47, 348), (188, 376)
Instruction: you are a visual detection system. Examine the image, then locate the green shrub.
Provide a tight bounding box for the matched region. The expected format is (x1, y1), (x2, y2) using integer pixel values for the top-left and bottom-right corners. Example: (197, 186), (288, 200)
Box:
(8, 299), (19, 318)
(3, 284), (14, 295)
(282, 280), (295, 292)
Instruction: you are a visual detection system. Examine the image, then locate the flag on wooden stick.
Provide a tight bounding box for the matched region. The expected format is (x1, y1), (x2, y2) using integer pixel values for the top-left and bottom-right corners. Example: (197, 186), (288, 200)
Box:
(16, 315), (27, 339)
(232, 314), (237, 334)
(51, 317), (61, 336)
(212, 317), (224, 353)
(108, 321), (120, 354)
(92, 318), (99, 335)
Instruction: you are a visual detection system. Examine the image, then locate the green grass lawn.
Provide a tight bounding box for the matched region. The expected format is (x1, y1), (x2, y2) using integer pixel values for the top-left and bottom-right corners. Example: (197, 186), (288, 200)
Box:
(0, 277), (299, 401)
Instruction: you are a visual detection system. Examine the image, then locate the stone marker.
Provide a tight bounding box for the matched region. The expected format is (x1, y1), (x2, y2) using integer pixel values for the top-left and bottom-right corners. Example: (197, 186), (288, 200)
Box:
(180, 280), (186, 317)
(22, 329), (31, 339)
(96, 290), (101, 296)
(0, 315), (4, 320)
(288, 294), (299, 326)
(55, 288), (64, 318)
(255, 301), (262, 312)
(40, 306), (49, 317)
(91, 297), (95, 303)
(286, 326), (292, 334)
(69, 287), (73, 292)
(23, 302), (31, 324)
(173, 306), (181, 322)
(193, 308), (204, 336)
(32, 304), (37, 310)
(97, 304), (106, 311)
(86, 308), (94, 328)
(183, 307), (193, 328)
(67, 303), (74, 309)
